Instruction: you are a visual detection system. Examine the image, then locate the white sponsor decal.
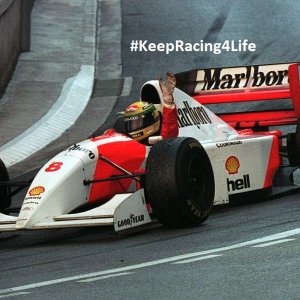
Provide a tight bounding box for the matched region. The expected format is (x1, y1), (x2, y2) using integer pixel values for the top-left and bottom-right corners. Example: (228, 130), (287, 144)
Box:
(177, 101), (212, 128)
(117, 213), (145, 228)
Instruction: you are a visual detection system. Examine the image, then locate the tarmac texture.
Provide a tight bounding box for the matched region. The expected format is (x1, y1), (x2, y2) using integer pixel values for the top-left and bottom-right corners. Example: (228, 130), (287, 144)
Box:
(0, 0), (128, 178)
(0, 0), (97, 171)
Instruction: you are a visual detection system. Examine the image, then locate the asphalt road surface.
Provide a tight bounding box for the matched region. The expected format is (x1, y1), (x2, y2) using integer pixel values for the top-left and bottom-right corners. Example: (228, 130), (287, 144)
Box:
(1, 0), (300, 299)
(0, 193), (299, 299)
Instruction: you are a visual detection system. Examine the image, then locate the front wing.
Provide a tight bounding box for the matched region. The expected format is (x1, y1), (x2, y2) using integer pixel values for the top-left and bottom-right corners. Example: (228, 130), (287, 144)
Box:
(0, 189), (151, 232)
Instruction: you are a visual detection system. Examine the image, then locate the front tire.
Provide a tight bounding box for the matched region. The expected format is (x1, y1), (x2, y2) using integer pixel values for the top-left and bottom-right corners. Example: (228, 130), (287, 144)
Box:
(145, 137), (215, 228)
(0, 158), (11, 212)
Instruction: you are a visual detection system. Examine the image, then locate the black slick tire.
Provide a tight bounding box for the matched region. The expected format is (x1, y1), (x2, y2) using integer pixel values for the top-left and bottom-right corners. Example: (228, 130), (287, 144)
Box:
(145, 137), (215, 228)
(0, 158), (11, 212)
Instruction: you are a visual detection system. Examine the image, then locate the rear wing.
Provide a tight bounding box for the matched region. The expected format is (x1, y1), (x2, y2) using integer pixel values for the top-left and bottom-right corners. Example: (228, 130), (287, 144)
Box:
(175, 63), (300, 129)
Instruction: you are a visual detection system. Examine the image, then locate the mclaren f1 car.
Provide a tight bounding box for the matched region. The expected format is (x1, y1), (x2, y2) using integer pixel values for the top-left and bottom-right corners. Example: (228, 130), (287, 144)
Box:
(1, 62), (300, 233)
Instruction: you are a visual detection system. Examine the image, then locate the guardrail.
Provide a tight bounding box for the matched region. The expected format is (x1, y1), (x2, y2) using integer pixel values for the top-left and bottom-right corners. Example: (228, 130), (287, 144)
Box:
(0, 0), (34, 96)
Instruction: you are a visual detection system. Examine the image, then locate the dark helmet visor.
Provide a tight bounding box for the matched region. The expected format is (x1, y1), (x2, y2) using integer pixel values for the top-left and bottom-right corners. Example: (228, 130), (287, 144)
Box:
(125, 113), (158, 133)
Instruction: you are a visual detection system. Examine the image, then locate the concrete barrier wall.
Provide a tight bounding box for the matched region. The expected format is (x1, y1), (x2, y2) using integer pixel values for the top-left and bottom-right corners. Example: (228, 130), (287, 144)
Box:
(0, 0), (33, 96)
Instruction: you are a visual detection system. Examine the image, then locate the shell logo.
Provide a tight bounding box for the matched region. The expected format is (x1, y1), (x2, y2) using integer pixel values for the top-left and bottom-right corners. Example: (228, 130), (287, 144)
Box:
(225, 156), (240, 175)
(28, 186), (45, 196)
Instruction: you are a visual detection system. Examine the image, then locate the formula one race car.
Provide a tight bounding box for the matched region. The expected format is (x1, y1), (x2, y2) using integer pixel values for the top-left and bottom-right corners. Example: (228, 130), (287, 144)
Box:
(1, 62), (300, 233)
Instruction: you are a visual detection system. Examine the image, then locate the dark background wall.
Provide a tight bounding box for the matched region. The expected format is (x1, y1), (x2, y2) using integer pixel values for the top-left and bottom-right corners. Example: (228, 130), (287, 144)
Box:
(0, 0), (33, 96)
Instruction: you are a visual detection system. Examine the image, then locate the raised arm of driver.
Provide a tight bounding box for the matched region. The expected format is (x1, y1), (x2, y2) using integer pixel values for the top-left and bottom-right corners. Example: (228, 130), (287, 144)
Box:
(158, 72), (179, 138)
(158, 72), (176, 109)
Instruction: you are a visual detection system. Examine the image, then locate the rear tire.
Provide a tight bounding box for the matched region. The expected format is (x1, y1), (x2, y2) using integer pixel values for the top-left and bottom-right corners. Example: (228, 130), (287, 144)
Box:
(145, 137), (215, 228)
(0, 158), (11, 212)
(287, 118), (300, 166)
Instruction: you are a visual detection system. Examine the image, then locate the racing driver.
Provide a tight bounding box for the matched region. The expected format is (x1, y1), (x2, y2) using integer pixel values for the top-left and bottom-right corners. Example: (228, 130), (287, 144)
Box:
(123, 72), (179, 145)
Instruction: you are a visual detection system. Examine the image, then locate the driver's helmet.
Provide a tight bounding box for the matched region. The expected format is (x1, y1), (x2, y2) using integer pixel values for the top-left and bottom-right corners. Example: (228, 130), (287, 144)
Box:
(124, 101), (160, 142)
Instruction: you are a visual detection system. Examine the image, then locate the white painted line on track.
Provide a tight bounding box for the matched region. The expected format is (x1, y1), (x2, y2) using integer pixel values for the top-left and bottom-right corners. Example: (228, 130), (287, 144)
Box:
(252, 238), (296, 248)
(172, 254), (223, 264)
(0, 292), (30, 299)
(121, 77), (133, 96)
(0, 0), (98, 168)
(77, 272), (134, 283)
(0, 65), (94, 168)
(0, 228), (299, 294)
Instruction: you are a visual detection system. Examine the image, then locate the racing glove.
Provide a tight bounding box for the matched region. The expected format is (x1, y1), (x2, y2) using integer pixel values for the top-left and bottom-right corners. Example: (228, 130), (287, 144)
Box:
(158, 72), (176, 109)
